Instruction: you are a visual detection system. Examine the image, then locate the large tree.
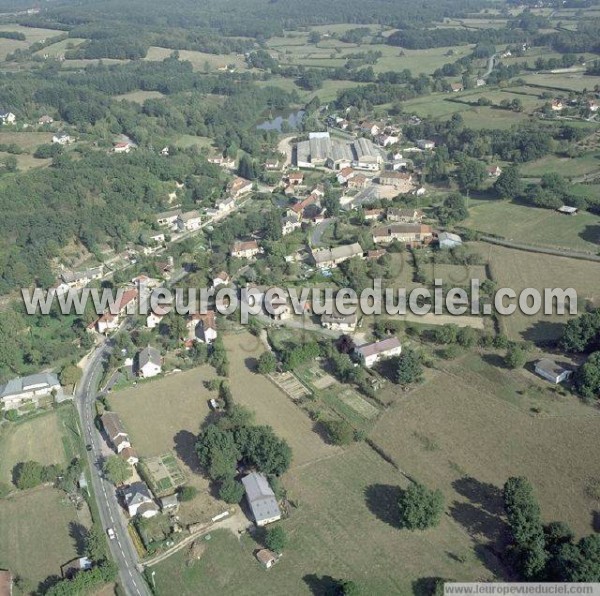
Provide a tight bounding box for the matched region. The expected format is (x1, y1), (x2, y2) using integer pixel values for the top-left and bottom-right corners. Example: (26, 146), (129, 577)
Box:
(398, 482), (444, 530)
(195, 425), (240, 480)
(102, 455), (132, 486)
(395, 349), (423, 386)
(494, 164), (523, 199)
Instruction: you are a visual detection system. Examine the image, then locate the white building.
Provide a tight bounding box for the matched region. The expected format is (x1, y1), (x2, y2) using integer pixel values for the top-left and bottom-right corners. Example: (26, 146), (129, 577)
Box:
(534, 359), (573, 384)
(0, 111), (16, 125)
(52, 132), (73, 145)
(438, 232), (462, 249)
(0, 372), (61, 411)
(137, 346), (162, 378)
(123, 482), (159, 518)
(177, 210), (202, 232)
(355, 337), (402, 368)
(242, 472), (282, 526)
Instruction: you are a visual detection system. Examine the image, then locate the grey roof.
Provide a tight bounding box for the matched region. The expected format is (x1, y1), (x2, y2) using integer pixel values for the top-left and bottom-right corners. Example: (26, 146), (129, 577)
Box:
(356, 337), (401, 359)
(61, 266), (103, 284)
(312, 242), (363, 265)
(438, 232), (462, 244)
(322, 310), (357, 326)
(535, 359), (571, 377)
(0, 372), (60, 398)
(160, 494), (179, 509)
(179, 210), (201, 222)
(242, 472), (281, 524)
(124, 481), (153, 507)
(139, 346), (161, 369)
(101, 411), (128, 441)
(156, 209), (182, 220)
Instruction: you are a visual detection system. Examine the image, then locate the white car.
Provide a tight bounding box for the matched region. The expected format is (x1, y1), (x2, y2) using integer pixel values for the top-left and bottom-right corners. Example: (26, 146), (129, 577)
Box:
(107, 528), (116, 540)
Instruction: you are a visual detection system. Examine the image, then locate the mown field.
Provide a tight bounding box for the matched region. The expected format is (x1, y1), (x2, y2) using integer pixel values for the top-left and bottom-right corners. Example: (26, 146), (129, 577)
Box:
(475, 242), (600, 341)
(370, 354), (600, 548)
(144, 46), (248, 71)
(0, 407), (90, 589)
(465, 200), (600, 253)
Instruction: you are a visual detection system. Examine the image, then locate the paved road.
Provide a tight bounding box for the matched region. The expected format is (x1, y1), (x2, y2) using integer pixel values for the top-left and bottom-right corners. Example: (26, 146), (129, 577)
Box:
(310, 217), (336, 247)
(76, 342), (151, 596)
(482, 53), (498, 80)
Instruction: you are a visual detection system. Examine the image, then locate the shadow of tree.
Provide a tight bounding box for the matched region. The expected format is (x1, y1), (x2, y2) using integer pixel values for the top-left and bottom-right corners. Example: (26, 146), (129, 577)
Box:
(37, 575), (61, 595)
(68, 521), (89, 556)
(364, 483), (403, 529)
(173, 429), (202, 474)
(244, 356), (258, 372)
(452, 476), (504, 517)
(579, 224), (600, 246)
(302, 574), (341, 595)
(412, 576), (447, 596)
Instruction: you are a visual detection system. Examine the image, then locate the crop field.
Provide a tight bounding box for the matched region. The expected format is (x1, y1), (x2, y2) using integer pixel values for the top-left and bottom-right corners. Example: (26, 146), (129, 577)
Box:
(224, 333), (341, 467)
(476, 242), (600, 341)
(144, 46), (248, 71)
(155, 443), (491, 595)
(465, 200), (600, 253)
(370, 355), (600, 544)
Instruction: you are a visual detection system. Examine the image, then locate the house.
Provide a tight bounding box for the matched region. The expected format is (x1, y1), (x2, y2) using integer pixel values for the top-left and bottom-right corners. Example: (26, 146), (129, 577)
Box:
(414, 186), (427, 197)
(121, 447), (139, 466)
(0, 570), (12, 596)
(355, 337), (402, 368)
(363, 208), (383, 221)
(0, 373), (61, 411)
(137, 346), (162, 378)
(146, 305), (170, 329)
(216, 197), (235, 213)
(281, 215), (301, 236)
(360, 121), (381, 136)
(337, 167), (356, 185)
(534, 359), (573, 384)
(0, 111), (16, 125)
(287, 171), (304, 186)
(123, 482), (159, 518)
(231, 240), (260, 259)
(366, 248), (386, 260)
(38, 115), (54, 125)
(392, 159), (408, 171)
(264, 158), (281, 171)
(96, 312), (119, 334)
(348, 174), (368, 190)
(155, 209), (181, 228)
(438, 231), (463, 249)
(487, 165), (502, 178)
(311, 242), (364, 269)
(587, 100), (599, 112)
(160, 494), (179, 512)
(113, 141), (133, 153)
(193, 311), (218, 343)
(61, 266), (104, 289)
(379, 171), (414, 192)
(557, 205), (578, 215)
(177, 210), (202, 232)
(551, 99), (564, 112)
(60, 557), (92, 580)
(229, 177), (253, 198)
(116, 288), (138, 315)
(476, 78), (486, 87)
(321, 310), (358, 332)
(289, 193), (320, 219)
(52, 132), (73, 145)
(264, 293), (292, 321)
(101, 412), (131, 453)
(213, 271), (230, 288)
(416, 139), (435, 150)
(376, 134), (400, 147)
(242, 472), (282, 526)
(372, 224), (433, 246)
(160, 146), (169, 156)
(256, 549), (279, 569)
(387, 208), (424, 223)
(208, 155), (236, 168)
(450, 82), (464, 92)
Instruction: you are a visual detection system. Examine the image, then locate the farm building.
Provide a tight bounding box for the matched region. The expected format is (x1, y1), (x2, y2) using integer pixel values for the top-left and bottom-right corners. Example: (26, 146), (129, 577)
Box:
(231, 240), (261, 259)
(256, 549), (279, 569)
(355, 337), (402, 368)
(311, 243), (364, 269)
(0, 372), (62, 411)
(372, 224), (433, 246)
(387, 208), (424, 223)
(438, 232), (463, 249)
(534, 359), (573, 384)
(242, 472), (282, 526)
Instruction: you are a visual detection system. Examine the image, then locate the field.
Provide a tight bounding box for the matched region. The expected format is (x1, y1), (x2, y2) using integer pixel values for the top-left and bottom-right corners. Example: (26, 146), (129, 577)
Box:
(476, 242), (600, 341)
(521, 73), (600, 93)
(154, 443), (491, 595)
(465, 200), (600, 253)
(174, 134), (215, 150)
(144, 46), (248, 71)
(0, 407), (91, 589)
(370, 354), (600, 547)
(34, 37), (86, 58)
(0, 25), (59, 60)
(114, 90), (166, 104)
(519, 153), (600, 179)
(0, 410), (67, 485)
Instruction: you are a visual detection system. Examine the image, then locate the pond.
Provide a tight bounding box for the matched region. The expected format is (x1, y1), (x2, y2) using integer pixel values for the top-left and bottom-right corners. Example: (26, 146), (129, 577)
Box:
(257, 110), (305, 132)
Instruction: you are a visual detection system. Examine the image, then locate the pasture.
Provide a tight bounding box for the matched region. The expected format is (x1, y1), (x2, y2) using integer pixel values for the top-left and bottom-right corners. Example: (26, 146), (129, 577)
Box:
(519, 153), (600, 179)
(476, 242), (600, 341)
(154, 443), (491, 595)
(521, 73), (600, 93)
(464, 200), (600, 253)
(114, 90), (165, 104)
(370, 355), (600, 544)
(0, 25), (59, 60)
(144, 46), (248, 71)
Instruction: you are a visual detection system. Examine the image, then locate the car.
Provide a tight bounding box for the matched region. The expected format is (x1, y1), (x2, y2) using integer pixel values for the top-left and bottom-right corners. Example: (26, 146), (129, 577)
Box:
(107, 528), (115, 540)
(86, 444), (93, 451)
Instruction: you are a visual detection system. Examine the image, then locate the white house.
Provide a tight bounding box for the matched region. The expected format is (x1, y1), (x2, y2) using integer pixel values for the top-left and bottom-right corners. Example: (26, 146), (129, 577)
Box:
(242, 472), (281, 526)
(534, 359), (573, 384)
(416, 139), (435, 150)
(0, 110), (16, 125)
(113, 141), (133, 153)
(177, 210), (202, 232)
(52, 132), (73, 145)
(321, 310), (358, 332)
(312, 243), (364, 270)
(355, 337), (402, 368)
(137, 346), (162, 378)
(231, 240), (260, 259)
(120, 447), (139, 466)
(123, 482), (159, 518)
(156, 209), (181, 228)
(96, 312), (119, 334)
(146, 306), (169, 329)
(212, 271), (230, 288)
(0, 372), (62, 411)
(190, 311), (218, 343)
(281, 215), (301, 236)
(101, 411), (131, 453)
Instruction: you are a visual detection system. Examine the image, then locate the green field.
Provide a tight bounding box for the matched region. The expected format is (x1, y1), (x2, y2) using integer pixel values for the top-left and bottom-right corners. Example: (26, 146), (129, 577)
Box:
(145, 46), (248, 71)
(34, 37), (86, 58)
(0, 25), (59, 60)
(519, 153), (600, 179)
(465, 200), (600, 253)
(115, 90), (166, 104)
(522, 73), (600, 93)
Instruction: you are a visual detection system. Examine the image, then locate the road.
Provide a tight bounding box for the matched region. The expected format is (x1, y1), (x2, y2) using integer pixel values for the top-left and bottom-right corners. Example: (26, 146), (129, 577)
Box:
(76, 341), (151, 596)
(482, 53), (499, 80)
(310, 217), (336, 247)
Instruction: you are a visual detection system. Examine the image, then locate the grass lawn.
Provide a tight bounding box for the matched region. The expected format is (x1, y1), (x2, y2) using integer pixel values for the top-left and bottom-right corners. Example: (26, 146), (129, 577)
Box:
(522, 73), (600, 93)
(0, 25), (60, 60)
(154, 443), (491, 595)
(174, 134), (214, 150)
(475, 242), (600, 341)
(0, 131), (53, 151)
(33, 37), (86, 57)
(465, 199), (600, 253)
(144, 46), (248, 71)
(519, 153), (600, 179)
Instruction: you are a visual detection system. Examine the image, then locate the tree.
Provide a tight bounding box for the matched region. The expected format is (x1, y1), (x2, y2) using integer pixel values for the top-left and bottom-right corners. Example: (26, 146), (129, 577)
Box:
(323, 419), (354, 445)
(196, 425), (240, 480)
(265, 525), (287, 552)
(219, 477), (245, 504)
(560, 309), (600, 354)
(574, 352), (600, 402)
(505, 345), (527, 369)
(59, 364), (82, 387)
(554, 534), (600, 582)
(234, 425), (292, 476)
(456, 158), (487, 192)
(398, 482), (445, 530)
(435, 193), (468, 225)
(257, 351), (277, 375)
(178, 486), (198, 501)
(13, 461), (45, 490)
(102, 455), (131, 486)
(85, 524), (107, 562)
(395, 349), (423, 385)
(329, 580), (362, 596)
(494, 165), (523, 200)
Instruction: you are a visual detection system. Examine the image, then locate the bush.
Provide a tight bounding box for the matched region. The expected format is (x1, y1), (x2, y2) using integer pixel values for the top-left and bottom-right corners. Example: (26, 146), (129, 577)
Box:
(323, 419), (354, 445)
(265, 525), (287, 552)
(398, 482), (445, 530)
(218, 477), (245, 504)
(178, 485), (198, 502)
